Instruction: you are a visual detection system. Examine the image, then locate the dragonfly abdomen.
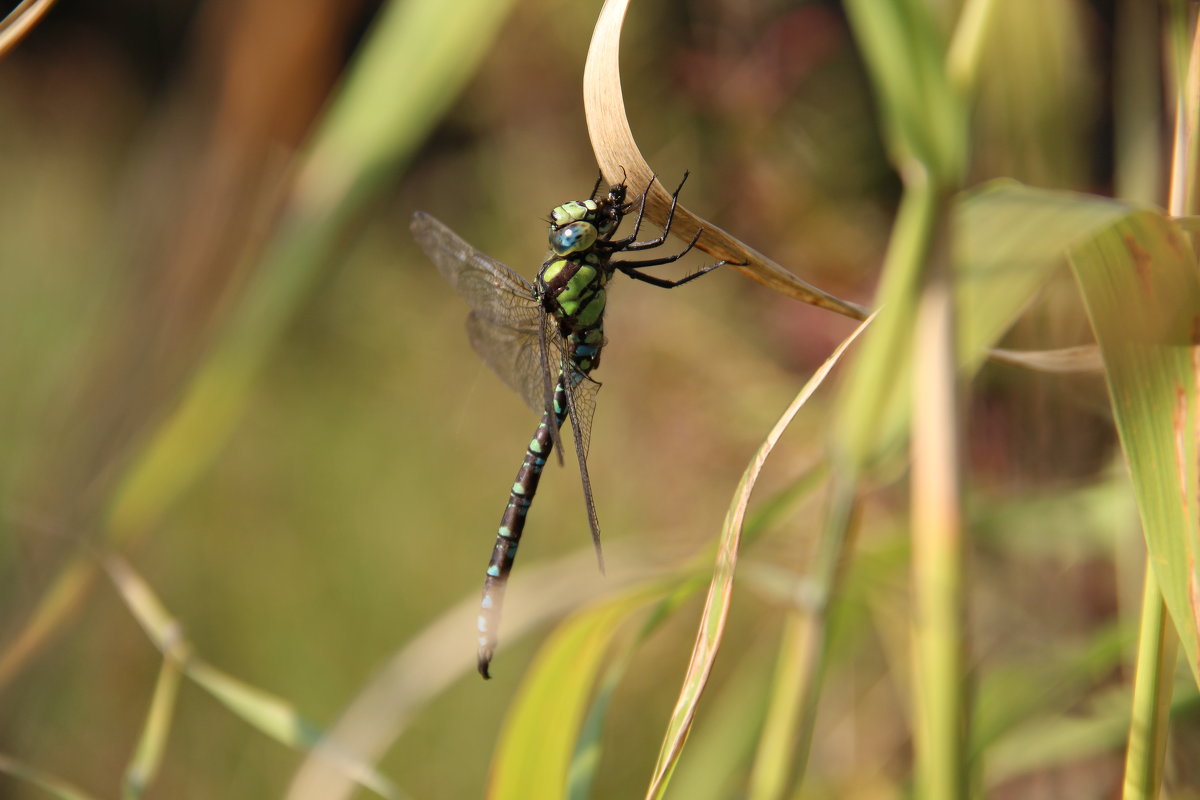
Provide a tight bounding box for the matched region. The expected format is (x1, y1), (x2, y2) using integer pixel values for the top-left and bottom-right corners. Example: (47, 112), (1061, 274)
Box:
(477, 382), (570, 678)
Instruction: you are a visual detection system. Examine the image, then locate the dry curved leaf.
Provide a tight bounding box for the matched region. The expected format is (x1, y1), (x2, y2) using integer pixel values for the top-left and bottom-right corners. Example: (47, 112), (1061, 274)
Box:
(583, 0), (867, 320)
(0, 0), (58, 59)
(988, 345), (1105, 373)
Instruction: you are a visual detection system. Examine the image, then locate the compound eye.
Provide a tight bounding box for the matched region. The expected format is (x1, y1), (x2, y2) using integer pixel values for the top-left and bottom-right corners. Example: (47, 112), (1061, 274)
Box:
(549, 221), (597, 255)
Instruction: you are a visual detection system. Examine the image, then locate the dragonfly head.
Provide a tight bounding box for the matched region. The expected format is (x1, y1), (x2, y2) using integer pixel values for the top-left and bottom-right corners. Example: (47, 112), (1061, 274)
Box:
(547, 182), (630, 253)
(593, 183), (627, 240)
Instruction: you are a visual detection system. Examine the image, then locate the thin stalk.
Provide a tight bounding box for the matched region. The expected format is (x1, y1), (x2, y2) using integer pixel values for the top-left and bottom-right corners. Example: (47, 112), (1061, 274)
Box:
(1169, 3), (1200, 218)
(1122, 565), (1178, 800)
(910, 192), (966, 800)
(834, 169), (944, 466)
(822, 174), (955, 797)
(806, 3), (969, 795)
(788, 472), (860, 781)
(1120, 7), (1199, 798)
(746, 612), (809, 800)
(1113, 0), (1163, 204)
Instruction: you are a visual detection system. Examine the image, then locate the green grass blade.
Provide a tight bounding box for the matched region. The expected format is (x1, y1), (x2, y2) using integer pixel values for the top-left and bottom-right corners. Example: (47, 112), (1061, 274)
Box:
(664, 640), (776, 800)
(1114, 0), (1164, 204)
(104, 557), (404, 800)
(842, 0), (966, 182)
(566, 578), (704, 800)
(0, 0), (518, 694)
(821, 183), (1164, 797)
(1122, 565), (1177, 800)
(108, 0), (517, 538)
(123, 655), (182, 800)
(488, 583), (667, 800)
(1066, 210), (1200, 686)
(286, 544), (662, 800)
(833, 177), (943, 469)
(910, 219), (969, 800)
(838, 181), (1145, 473)
(561, 476), (825, 800)
(185, 662), (326, 752)
(746, 611), (817, 800)
(956, 183), (1133, 365)
(0, 557), (98, 687)
(645, 313), (875, 800)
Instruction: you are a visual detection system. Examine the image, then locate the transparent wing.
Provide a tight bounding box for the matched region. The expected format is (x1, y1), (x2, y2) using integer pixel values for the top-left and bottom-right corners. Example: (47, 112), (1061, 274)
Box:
(565, 369), (599, 459)
(562, 368), (603, 570)
(414, 210), (558, 411)
(411, 211), (540, 329)
(466, 312), (550, 415)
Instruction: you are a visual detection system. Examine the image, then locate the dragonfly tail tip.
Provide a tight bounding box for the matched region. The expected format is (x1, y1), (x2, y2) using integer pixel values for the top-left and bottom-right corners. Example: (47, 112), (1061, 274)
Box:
(478, 655), (493, 680)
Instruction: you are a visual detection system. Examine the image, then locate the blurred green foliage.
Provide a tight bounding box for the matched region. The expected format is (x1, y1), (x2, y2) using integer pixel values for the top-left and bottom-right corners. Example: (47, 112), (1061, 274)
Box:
(2, 0), (1197, 799)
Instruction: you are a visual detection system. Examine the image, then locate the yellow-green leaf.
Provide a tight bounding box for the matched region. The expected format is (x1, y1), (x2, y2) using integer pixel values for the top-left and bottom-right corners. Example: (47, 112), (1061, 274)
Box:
(123, 656), (182, 800)
(646, 313), (875, 799)
(489, 584), (665, 800)
(1068, 211), (1200, 686)
(106, 557), (402, 799)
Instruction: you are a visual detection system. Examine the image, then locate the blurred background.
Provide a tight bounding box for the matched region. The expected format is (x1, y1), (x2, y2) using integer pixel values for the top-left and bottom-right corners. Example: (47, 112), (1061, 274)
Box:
(0, 0), (1182, 798)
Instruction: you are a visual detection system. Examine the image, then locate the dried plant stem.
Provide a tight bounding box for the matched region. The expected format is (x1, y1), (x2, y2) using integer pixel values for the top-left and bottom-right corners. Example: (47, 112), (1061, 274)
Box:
(583, 0), (866, 319)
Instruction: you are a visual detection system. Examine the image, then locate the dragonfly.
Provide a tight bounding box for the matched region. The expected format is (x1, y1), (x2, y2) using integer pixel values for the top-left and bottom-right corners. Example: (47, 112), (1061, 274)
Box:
(411, 174), (726, 678)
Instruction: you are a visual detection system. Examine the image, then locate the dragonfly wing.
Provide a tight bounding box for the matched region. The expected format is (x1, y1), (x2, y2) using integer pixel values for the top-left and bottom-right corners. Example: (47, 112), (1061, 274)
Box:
(414, 210), (556, 411)
(411, 211), (540, 328)
(466, 312), (548, 415)
(562, 371), (603, 571)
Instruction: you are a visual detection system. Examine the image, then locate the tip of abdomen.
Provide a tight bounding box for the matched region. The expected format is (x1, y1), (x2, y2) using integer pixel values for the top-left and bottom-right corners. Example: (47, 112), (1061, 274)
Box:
(478, 648), (494, 679)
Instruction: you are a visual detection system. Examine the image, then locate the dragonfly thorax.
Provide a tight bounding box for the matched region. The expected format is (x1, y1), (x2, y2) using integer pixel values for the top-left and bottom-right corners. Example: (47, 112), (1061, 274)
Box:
(537, 256), (609, 334)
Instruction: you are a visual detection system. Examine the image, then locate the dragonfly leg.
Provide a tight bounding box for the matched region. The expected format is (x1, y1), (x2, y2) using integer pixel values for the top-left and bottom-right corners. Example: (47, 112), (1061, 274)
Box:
(618, 225), (701, 265)
(601, 171), (692, 254)
(599, 170), (697, 253)
(600, 173), (657, 249)
(588, 171), (605, 201)
(612, 225), (729, 287)
(619, 259), (729, 289)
